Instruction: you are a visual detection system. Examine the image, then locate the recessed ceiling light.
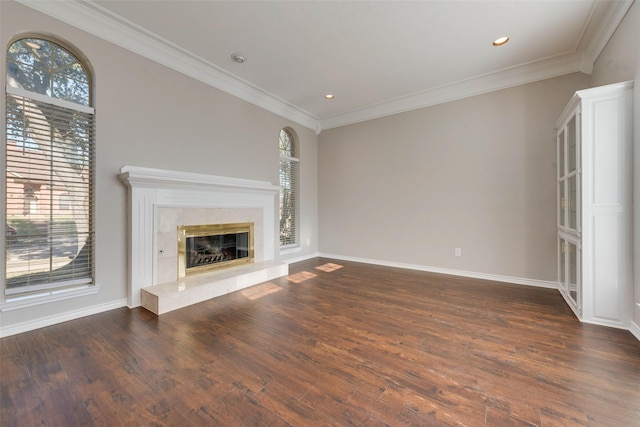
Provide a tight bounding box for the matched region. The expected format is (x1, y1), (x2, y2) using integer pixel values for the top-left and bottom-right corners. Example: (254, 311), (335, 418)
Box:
(493, 36), (510, 46)
(25, 41), (41, 50)
(325, 94), (335, 100)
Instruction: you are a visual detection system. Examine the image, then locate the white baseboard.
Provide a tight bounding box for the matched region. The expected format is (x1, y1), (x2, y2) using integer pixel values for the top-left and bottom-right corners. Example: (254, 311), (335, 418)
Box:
(0, 299), (127, 338)
(317, 252), (559, 289)
(281, 251), (321, 265)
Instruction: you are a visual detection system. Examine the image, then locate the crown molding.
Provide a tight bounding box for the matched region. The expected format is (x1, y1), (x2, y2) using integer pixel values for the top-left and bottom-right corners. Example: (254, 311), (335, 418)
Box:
(580, 0), (635, 66)
(320, 51), (589, 130)
(15, 0), (322, 133)
(16, 0), (632, 134)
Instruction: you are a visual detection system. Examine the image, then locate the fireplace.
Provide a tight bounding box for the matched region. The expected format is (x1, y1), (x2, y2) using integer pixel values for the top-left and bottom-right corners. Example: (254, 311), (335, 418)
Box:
(178, 222), (254, 278)
(119, 165), (286, 310)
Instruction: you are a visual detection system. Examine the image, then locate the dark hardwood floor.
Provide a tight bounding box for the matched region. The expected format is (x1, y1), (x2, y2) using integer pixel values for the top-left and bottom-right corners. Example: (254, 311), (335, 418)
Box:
(2, 257), (640, 426)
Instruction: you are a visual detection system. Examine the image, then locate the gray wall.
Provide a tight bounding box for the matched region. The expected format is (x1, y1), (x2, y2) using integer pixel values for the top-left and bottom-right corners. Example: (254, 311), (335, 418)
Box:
(0, 1), (318, 332)
(590, 0), (640, 331)
(318, 73), (590, 282)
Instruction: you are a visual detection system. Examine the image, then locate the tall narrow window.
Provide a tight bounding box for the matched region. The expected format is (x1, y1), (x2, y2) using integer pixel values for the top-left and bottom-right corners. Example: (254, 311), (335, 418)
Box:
(279, 128), (299, 247)
(5, 37), (95, 296)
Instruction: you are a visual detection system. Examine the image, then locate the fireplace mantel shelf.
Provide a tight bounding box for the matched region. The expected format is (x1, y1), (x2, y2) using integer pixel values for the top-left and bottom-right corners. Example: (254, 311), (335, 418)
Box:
(119, 165), (281, 193)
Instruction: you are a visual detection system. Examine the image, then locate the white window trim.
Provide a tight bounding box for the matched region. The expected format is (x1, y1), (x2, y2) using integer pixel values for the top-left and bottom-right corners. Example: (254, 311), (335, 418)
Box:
(6, 85), (95, 114)
(280, 245), (302, 256)
(1, 283), (100, 312)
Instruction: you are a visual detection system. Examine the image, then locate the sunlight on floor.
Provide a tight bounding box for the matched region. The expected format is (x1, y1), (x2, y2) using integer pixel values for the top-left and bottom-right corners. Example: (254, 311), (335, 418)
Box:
(287, 270), (317, 283)
(241, 282), (283, 300)
(315, 262), (343, 273)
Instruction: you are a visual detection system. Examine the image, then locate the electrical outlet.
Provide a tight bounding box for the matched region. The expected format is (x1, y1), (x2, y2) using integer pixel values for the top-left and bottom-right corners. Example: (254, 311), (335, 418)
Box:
(454, 248), (462, 257)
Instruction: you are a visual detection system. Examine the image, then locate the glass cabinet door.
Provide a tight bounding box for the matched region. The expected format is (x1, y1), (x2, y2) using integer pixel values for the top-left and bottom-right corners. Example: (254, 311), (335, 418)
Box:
(558, 113), (580, 233)
(557, 111), (581, 313)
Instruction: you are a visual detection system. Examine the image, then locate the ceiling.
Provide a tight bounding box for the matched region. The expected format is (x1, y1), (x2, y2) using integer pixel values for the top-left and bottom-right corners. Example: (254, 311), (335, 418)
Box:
(17, 0), (634, 133)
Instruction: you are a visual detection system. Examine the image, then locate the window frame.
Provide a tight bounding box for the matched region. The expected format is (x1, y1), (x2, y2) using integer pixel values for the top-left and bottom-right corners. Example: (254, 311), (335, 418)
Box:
(3, 36), (97, 309)
(278, 127), (299, 249)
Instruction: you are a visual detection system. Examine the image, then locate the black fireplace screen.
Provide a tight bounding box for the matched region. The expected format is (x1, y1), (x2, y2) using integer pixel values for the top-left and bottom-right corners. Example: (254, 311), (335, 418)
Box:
(186, 232), (250, 269)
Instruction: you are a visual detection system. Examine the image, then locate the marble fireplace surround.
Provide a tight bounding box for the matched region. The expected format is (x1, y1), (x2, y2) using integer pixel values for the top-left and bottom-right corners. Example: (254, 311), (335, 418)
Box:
(119, 165), (287, 310)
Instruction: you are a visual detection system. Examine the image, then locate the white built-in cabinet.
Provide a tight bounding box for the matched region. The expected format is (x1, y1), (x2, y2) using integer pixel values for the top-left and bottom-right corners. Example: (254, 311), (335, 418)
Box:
(555, 81), (633, 329)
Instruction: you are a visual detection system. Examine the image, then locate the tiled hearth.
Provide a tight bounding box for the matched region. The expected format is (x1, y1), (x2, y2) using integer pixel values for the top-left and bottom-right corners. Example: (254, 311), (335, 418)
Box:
(141, 261), (288, 314)
(119, 166), (288, 314)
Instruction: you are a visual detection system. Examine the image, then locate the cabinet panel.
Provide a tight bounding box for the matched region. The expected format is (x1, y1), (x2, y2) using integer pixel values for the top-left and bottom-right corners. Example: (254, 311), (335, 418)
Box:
(592, 101), (620, 205)
(592, 214), (621, 321)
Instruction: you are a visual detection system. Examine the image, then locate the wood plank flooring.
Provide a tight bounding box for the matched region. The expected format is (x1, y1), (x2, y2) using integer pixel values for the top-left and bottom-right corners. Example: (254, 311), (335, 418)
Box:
(2, 257), (640, 426)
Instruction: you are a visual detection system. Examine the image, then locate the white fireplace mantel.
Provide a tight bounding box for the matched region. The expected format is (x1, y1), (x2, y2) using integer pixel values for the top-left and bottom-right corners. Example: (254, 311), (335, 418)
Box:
(119, 165), (281, 308)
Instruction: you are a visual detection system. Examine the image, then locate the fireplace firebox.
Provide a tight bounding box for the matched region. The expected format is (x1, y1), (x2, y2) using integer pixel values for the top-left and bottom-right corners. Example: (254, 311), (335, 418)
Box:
(178, 222), (254, 278)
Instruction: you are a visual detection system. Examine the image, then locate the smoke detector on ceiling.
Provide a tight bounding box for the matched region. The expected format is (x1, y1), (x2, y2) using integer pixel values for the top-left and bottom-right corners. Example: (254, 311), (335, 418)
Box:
(231, 53), (246, 63)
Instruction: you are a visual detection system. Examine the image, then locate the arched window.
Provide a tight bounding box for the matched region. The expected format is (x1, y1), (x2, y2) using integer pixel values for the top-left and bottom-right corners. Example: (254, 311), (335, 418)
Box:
(279, 128), (299, 247)
(5, 37), (95, 296)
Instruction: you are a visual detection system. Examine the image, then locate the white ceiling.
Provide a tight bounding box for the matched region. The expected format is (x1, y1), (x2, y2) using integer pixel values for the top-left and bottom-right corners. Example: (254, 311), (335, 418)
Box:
(18, 0), (634, 133)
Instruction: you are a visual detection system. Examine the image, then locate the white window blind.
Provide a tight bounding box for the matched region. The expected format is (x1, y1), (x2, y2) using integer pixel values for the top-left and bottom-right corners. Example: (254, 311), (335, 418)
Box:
(6, 90), (95, 294)
(279, 129), (299, 247)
